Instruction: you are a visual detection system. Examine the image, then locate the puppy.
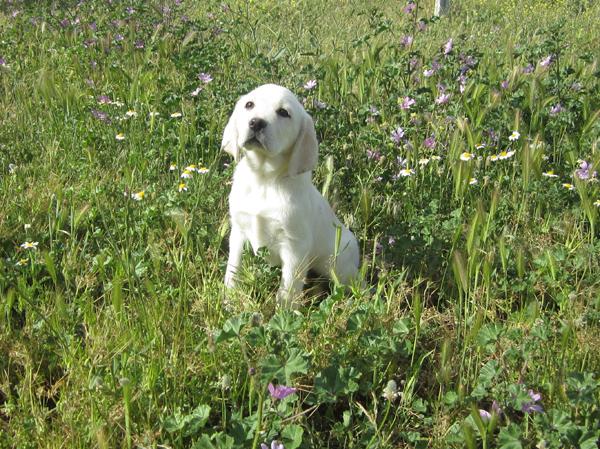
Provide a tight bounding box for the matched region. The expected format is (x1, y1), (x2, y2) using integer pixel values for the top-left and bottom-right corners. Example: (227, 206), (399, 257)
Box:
(222, 84), (359, 306)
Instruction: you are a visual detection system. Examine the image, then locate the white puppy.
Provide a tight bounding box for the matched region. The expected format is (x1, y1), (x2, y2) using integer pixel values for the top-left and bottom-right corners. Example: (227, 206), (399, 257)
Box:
(222, 84), (359, 306)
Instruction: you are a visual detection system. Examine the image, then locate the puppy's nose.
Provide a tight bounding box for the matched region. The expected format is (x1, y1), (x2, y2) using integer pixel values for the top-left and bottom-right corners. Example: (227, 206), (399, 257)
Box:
(249, 117), (267, 132)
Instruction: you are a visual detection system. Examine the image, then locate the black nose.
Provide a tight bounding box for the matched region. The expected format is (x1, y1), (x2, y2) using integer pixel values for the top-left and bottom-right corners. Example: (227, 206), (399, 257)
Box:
(249, 117), (267, 132)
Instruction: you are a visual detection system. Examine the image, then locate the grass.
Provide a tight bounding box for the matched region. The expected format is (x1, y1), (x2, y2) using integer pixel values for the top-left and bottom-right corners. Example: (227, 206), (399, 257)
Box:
(1, 0), (600, 448)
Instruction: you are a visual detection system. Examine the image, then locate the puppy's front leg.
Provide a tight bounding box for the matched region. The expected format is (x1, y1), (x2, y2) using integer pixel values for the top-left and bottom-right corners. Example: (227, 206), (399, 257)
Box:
(276, 243), (310, 308)
(225, 224), (245, 289)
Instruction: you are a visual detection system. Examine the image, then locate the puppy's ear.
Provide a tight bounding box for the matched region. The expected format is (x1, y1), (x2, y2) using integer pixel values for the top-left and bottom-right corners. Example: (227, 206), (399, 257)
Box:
(221, 107), (240, 162)
(288, 111), (318, 176)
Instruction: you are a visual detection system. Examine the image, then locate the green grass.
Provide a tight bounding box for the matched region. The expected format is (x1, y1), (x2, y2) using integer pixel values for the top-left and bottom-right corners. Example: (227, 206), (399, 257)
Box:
(1, 1), (600, 448)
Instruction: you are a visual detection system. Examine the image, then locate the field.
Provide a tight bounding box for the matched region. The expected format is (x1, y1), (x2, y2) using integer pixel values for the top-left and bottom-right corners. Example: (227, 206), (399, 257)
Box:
(1, 0), (600, 448)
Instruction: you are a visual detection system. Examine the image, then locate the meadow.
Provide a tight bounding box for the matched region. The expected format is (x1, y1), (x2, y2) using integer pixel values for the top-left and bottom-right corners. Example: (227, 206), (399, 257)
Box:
(1, 0), (600, 448)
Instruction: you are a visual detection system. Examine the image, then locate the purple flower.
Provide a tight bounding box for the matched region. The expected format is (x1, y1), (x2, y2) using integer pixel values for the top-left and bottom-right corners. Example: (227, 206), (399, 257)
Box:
(198, 72), (213, 83)
(261, 441), (284, 449)
(549, 103), (564, 116)
(366, 149), (382, 161)
(424, 135), (436, 149)
(60, 18), (70, 28)
(115, 34), (125, 42)
(479, 409), (492, 422)
(492, 400), (503, 415)
(522, 63), (534, 74)
(521, 389), (544, 414)
(400, 35), (414, 47)
(391, 127), (405, 144)
(0, 57), (6, 66)
(399, 96), (416, 110)
(91, 109), (110, 123)
(97, 95), (111, 104)
(126, 6), (135, 14)
(83, 38), (97, 48)
(435, 93), (450, 105)
(403, 2), (416, 14)
(443, 38), (453, 55)
(135, 40), (145, 49)
(369, 105), (380, 116)
(500, 80), (509, 89)
(88, 21), (97, 32)
(417, 20), (427, 32)
(575, 161), (596, 180)
(268, 383), (297, 400)
(304, 79), (317, 90)
(539, 55), (553, 68)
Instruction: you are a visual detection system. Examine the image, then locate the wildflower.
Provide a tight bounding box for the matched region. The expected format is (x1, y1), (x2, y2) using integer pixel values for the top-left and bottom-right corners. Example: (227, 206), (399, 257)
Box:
(424, 136), (436, 149)
(423, 68), (435, 77)
(304, 79), (317, 90)
(430, 155), (442, 161)
(399, 96), (416, 110)
(366, 149), (382, 161)
(125, 110), (137, 118)
(180, 170), (193, 179)
(191, 86), (203, 97)
(0, 57), (6, 67)
(476, 143), (485, 150)
(198, 72), (213, 83)
(313, 99), (327, 109)
(549, 103), (564, 116)
(382, 380), (399, 401)
(398, 168), (415, 177)
(261, 441), (284, 449)
(443, 38), (453, 55)
(508, 130), (520, 141)
(16, 258), (29, 266)
(417, 20), (427, 31)
(115, 133), (125, 141)
(500, 80), (509, 89)
(115, 34), (125, 42)
(562, 183), (575, 191)
(522, 63), (534, 74)
(135, 40), (145, 49)
(435, 93), (450, 105)
(575, 160), (596, 180)
(8, 163), (18, 174)
(418, 158), (430, 166)
(469, 178), (478, 185)
(490, 154), (499, 162)
(369, 105), (380, 116)
(539, 55), (553, 68)
(149, 112), (160, 117)
(131, 191), (145, 201)
(542, 170), (558, 178)
(97, 95), (111, 104)
(594, 199), (600, 207)
(498, 150), (515, 160)
(397, 156), (408, 167)
(268, 383), (297, 400)
(479, 409), (492, 422)
(197, 166), (209, 174)
(391, 127), (405, 144)
(126, 6), (135, 14)
(24, 224), (32, 231)
(400, 35), (413, 47)
(170, 112), (182, 118)
(169, 163), (177, 171)
(184, 164), (198, 172)
(460, 152), (474, 161)
(571, 82), (582, 92)
(20, 241), (39, 250)
(492, 400), (503, 415)
(403, 2), (416, 14)
(522, 390), (544, 413)
(178, 182), (188, 192)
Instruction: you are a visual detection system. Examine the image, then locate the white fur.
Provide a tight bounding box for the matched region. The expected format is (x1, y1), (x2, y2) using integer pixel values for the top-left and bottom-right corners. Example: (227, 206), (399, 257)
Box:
(222, 84), (359, 306)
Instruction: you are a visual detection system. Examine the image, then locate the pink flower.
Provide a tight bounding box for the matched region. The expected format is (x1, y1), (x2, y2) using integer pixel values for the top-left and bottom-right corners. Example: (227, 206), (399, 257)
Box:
(268, 383), (297, 400)
(399, 96), (416, 110)
(435, 93), (450, 105)
(443, 38), (453, 55)
(304, 79), (317, 90)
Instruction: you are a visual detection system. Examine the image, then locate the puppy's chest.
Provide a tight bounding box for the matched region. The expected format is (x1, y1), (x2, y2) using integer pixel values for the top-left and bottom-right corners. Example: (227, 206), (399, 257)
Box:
(230, 182), (290, 253)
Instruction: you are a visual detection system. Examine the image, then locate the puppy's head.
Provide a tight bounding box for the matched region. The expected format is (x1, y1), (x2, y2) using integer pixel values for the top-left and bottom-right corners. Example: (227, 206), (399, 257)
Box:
(221, 84), (318, 176)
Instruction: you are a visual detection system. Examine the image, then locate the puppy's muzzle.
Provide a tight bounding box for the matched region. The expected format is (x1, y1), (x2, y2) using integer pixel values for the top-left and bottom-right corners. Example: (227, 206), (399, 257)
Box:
(249, 117), (267, 132)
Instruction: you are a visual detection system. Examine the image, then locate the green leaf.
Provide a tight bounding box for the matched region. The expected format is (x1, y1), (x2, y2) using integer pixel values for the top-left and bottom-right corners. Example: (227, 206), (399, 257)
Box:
(216, 314), (248, 343)
(498, 425), (523, 449)
(313, 365), (360, 403)
(164, 404), (211, 437)
(281, 424), (304, 449)
(284, 348), (309, 383)
(267, 310), (302, 334)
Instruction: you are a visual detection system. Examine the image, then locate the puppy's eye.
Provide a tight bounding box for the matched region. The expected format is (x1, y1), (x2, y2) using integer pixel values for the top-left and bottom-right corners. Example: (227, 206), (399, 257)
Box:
(276, 108), (290, 118)
(245, 101), (254, 109)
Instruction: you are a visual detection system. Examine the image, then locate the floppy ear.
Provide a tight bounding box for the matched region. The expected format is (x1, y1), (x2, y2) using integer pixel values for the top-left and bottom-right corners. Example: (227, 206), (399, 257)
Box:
(221, 107), (240, 162)
(288, 112), (318, 176)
